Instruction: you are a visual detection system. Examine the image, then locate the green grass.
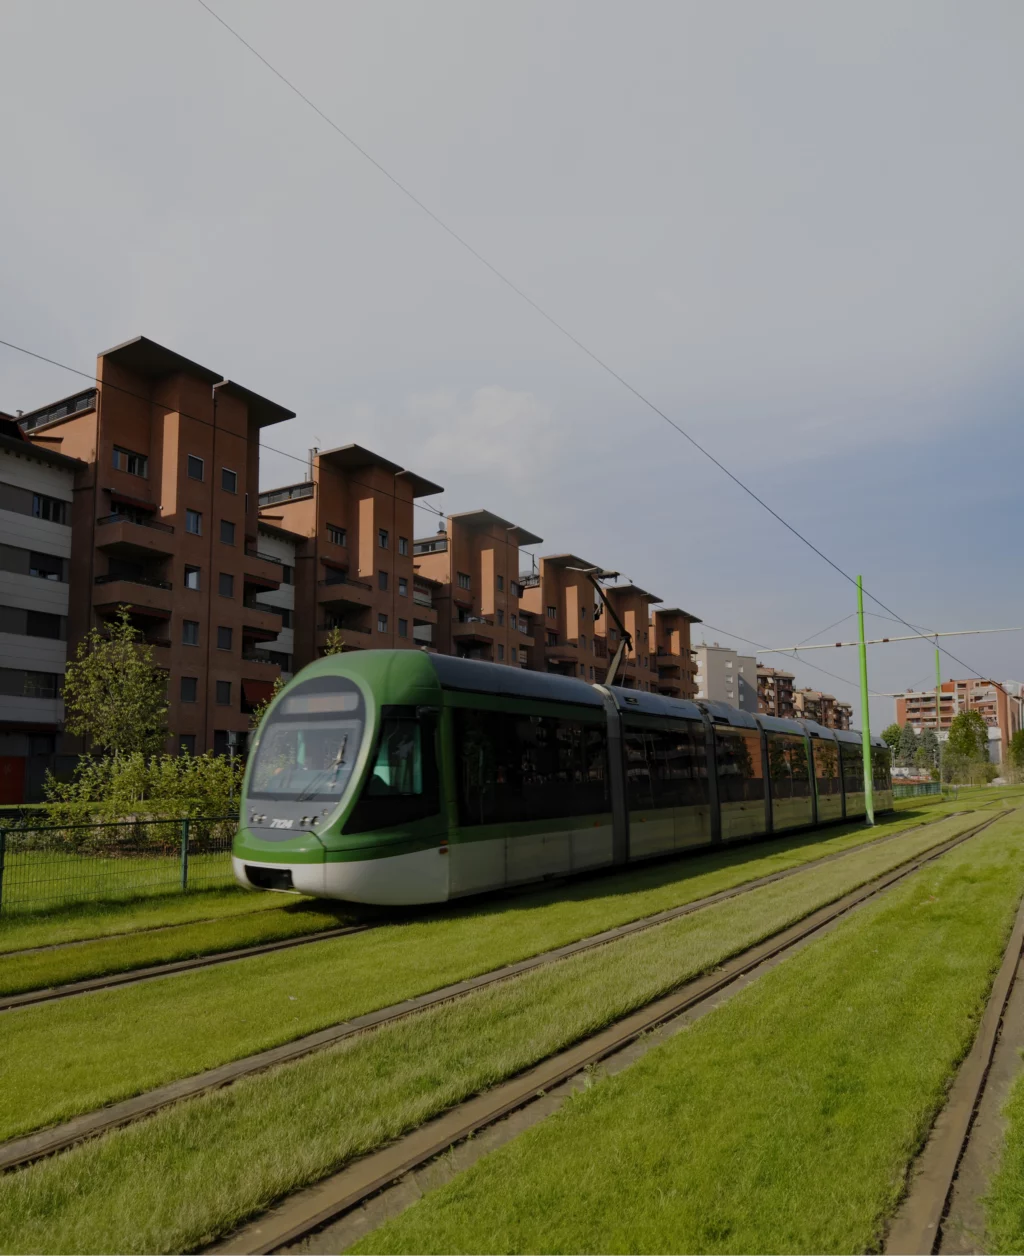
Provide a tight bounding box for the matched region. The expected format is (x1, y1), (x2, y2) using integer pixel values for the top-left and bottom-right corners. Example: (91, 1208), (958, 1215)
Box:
(0, 887), (287, 955)
(356, 813), (1024, 1256)
(0, 899), (360, 997)
(981, 1066), (1024, 1250)
(0, 813), (998, 1255)
(0, 808), (965, 1143)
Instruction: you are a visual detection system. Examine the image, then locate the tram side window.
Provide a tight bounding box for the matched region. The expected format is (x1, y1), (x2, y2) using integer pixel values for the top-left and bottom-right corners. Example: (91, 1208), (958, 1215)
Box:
(813, 739), (841, 797)
(871, 746), (891, 792)
(714, 728), (764, 804)
(345, 708), (439, 832)
(455, 708), (608, 827)
(624, 722), (709, 811)
(841, 742), (864, 793)
(767, 734), (811, 800)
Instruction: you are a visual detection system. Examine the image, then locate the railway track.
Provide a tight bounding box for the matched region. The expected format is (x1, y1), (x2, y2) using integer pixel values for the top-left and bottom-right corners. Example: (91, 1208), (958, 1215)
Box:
(884, 835), (1024, 1255)
(0, 811), (964, 1013)
(208, 810), (1009, 1255)
(0, 812), (991, 1182)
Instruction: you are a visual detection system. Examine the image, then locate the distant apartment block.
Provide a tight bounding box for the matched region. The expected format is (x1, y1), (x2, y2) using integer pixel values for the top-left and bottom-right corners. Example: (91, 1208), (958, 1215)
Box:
(792, 686), (852, 730)
(413, 510), (541, 667)
(257, 444), (442, 669)
(757, 665), (795, 718)
(650, 608), (700, 700)
(518, 554), (608, 682)
(693, 643), (758, 711)
(897, 679), (1024, 762)
(0, 417), (83, 802)
(19, 335), (295, 760)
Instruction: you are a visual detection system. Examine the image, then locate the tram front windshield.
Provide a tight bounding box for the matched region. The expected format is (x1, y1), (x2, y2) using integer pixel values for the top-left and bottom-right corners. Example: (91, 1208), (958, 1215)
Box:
(248, 678), (366, 804)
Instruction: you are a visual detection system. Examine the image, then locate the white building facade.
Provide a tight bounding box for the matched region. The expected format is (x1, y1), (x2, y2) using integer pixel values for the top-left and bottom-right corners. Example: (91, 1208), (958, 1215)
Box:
(693, 642), (759, 712)
(0, 423), (82, 801)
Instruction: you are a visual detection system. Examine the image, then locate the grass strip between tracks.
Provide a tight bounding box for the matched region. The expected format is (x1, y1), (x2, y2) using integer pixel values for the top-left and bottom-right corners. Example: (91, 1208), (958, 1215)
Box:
(0, 815), (998, 1255)
(355, 812), (1024, 1256)
(0, 807), (958, 989)
(980, 1058), (1024, 1251)
(0, 810), (970, 1144)
(0, 889), (289, 956)
(0, 902), (358, 998)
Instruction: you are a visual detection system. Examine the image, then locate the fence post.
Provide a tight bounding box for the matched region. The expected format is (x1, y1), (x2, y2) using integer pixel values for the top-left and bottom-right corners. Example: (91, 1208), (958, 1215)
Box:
(180, 818), (189, 892)
(0, 830), (5, 917)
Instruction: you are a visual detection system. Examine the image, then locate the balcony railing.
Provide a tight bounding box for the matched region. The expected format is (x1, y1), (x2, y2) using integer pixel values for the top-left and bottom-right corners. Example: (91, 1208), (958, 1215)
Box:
(97, 513), (174, 534)
(244, 545), (284, 566)
(518, 573), (540, 589)
(95, 574), (173, 590)
(320, 573), (373, 591)
(413, 588), (433, 607)
(19, 389), (96, 431)
(242, 652), (278, 665)
(317, 623), (371, 635)
(258, 483), (313, 507)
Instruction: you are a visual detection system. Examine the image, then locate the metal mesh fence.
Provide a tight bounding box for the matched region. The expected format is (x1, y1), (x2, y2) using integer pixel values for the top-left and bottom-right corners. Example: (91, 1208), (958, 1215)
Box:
(892, 782), (942, 799)
(0, 817), (237, 916)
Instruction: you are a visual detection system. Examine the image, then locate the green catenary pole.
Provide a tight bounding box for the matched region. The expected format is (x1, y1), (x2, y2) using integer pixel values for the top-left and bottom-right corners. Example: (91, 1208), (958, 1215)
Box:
(857, 575), (875, 825)
(936, 643), (942, 781)
(180, 818), (189, 892)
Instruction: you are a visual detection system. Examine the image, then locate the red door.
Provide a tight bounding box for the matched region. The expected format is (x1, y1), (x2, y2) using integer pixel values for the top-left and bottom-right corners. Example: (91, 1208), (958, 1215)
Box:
(0, 757), (26, 805)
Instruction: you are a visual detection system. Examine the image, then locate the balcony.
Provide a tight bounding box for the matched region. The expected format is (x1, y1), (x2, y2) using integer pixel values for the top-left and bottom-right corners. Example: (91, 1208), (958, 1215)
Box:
(242, 651), (280, 667)
(315, 625), (372, 652)
(318, 573), (374, 610)
(93, 576), (174, 617)
(412, 586), (434, 608)
(545, 641), (578, 663)
(243, 546), (284, 590)
(453, 617), (496, 646)
(96, 514), (175, 558)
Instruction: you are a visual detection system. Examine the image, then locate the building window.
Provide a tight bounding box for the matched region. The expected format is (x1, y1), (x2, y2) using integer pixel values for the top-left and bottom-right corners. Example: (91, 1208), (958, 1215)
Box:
(281, 565), (294, 585)
(398, 536), (408, 556)
(185, 509), (202, 536)
(187, 455), (205, 481)
(610, 627), (618, 641)
(182, 620), (200, 646)
(511, 614), (517, 630)
(378, 613), (388, 633)
(179, 734), (196, 756)
(457, 572), (471, 590)
(378, 570), (388, 591)
(217, 626), (233, 650)
(498, 644), (505, 661)
(23, 611), (64, 639)
(580, 633), (586, 648)
(113, 446), (148, 477)
(398, 577), (408, 596)
(220, 520), (236, 545)
(278, 608), (293, 627)
(589, 666), (595, 680)
(579, 664), (586, 676)
(398, 618), (408, 638)
(216, 680), (232, 706)
(181, 676), (198, 703)
(378, 529), (389, 549)
(547, 631), (558, 646)
(221, 468), (237, 493)
(547, 605), (557, 620)
(581, 606), (587, 618)
(497, 575), (504, 592)
(511, 581), (524, 598)
(327, 524), (346, 546)
(218, 572), (234, 598)
(511, 646), (517, 662)
(497, 610), (504, 626)
(29, 552), (64, 581)
(184, 566), (201, 591)
(32, 493), (67, 525)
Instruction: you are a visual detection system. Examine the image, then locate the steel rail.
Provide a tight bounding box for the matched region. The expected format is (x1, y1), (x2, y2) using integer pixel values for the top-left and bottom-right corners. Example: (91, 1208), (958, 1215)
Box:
(884, 842), (1024, 1255)
(212, 811), (1009, 1255)
(0, 812), (974, 1176)
(0, 810), (957, 1012)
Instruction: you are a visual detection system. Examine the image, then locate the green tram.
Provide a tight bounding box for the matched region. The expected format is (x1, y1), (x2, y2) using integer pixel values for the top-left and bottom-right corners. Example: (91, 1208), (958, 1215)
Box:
(233, 651), (893, 905)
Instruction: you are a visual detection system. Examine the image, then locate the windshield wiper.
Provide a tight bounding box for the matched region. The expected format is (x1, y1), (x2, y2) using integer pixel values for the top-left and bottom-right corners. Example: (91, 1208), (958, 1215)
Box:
(296, 735), (350, 803)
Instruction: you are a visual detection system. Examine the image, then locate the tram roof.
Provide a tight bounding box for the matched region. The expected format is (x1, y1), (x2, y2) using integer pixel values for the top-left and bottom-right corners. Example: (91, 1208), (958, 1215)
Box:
(427, 654), (605, 707)
(696, 700), (760, 730)
(605, 688), (702, 721)
(756, 714), (809, 736)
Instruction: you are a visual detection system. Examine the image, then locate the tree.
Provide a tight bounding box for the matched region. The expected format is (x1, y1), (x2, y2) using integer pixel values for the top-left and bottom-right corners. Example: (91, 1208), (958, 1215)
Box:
(947, 710), (990, 762)
(918, 728), (939, 764)
(321, 626), (345, 656)
(897, 722), (918, 767)
(62, 606), (168, 757)
(881, 724), (901, 759)
(1008, 729), (1024, 771)
(249, 674), (285, 731)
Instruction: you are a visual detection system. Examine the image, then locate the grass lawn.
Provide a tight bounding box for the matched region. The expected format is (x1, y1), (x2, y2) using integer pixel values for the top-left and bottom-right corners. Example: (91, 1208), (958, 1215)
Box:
(0, 887), (287, 955)
(0, 899), (360, 998)
(355, 812), (1024, 1256)
(0, 811), (997, 1254)
(981, 1070), (1024, 1251)
(0, 808), (969, 1143)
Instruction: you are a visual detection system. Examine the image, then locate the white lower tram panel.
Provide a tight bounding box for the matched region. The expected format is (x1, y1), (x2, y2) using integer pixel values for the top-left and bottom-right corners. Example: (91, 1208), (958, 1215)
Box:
(233, 847), (451, 906)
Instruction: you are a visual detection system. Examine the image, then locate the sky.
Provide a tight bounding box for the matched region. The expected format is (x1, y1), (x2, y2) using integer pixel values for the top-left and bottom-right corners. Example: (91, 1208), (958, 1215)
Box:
(2, 0), (1022, 730)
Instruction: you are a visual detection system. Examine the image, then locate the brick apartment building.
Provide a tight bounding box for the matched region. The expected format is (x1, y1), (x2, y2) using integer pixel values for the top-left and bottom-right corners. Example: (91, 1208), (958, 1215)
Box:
(757, 665), (795, 718)
(650, 608), (700, 700)
(412, 510), (541, 667)
(792, 686), (852, 730)
(18, 335), (295, 759)
(896, 679), (1024, 762)
(257, 445), (443, 670)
